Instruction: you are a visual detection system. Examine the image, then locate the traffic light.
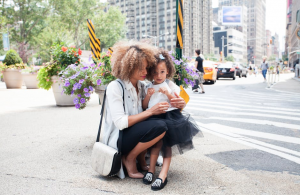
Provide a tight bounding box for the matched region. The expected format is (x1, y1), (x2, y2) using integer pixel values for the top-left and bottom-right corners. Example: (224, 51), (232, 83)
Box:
(220, 51), (223, 56)
(270, 39), (272, 45)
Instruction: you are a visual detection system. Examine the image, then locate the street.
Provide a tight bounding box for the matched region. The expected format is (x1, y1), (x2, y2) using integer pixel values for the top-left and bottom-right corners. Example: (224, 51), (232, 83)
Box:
(0, 73), (300, 195)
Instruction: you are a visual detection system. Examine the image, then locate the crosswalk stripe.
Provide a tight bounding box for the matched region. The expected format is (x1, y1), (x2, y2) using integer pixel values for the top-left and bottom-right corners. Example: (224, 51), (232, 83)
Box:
(197, 116), (300, 130)
(227, 93), (299, 101)
(187, 102), (300, 116)
(197, 122), (300, 164)
(188, 99), (300, 112)
(185, 107), (300, 121)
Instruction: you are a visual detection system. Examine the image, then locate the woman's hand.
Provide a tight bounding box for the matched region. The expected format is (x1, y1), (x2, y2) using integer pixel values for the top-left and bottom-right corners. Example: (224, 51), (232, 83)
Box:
(158, 87), (169, 95)
(170, 92), (186, 109)
(148, 102), (170, 115)
(147, 88), (155, 97)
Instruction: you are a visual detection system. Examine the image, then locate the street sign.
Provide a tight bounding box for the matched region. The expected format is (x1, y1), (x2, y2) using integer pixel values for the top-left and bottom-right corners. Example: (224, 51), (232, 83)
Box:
(87, 19), (101, 59)
(2, 33), (9, 51)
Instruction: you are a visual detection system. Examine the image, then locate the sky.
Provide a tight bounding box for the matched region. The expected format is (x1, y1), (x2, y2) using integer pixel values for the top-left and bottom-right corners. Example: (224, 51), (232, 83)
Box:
(212, 0), (287, 51)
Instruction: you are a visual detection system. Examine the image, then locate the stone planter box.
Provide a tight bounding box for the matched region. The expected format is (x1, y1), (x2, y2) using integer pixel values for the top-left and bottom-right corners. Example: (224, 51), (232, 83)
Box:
(2, 69), (23, 89)
(22, 73), (39, 89)
(51, 76), (74, 106)
(95, 85), (107, 105)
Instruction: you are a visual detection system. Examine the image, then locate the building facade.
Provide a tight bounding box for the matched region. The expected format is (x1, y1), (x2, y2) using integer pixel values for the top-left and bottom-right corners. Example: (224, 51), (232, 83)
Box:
(213, 28), (245, 63)
(286, 0), (300, 67)
(108, 0), (213, 57)
(266, 29), (272, 58)
(219, 0), (266, 66)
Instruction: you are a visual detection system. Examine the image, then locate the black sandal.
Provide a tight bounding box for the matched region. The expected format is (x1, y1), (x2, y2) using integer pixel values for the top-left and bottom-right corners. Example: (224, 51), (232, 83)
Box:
(143, 172), (154, 185)
(151, 178), (168, 191)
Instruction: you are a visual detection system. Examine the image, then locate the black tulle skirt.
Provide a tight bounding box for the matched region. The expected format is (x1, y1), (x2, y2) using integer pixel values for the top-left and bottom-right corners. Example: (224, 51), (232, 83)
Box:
(147, 109), (203, 155)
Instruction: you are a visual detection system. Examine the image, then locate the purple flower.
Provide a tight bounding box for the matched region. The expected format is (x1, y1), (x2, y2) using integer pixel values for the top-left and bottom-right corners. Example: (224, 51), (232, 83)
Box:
(71, 90), (74, 95)
(70, 75), (77, 79)
(97, 79), (101, 86)
(84, 88), (89, 92)
(97, 62), (102, 67)
(75, 104), (80, 109)
(80, 98), (86, 104)
(190, 81), (195, 87)
(84, 93), (90, 97)
(73, 98), (79, 104)
(78, 94), (81, 98)
(89, 86), (93, 91)
(90, 63), (95, 67)
(88, 55), (92, 62)
(79, 79), (84, 84)
(80, 67), (88, 71)
(77, 83), (82, 89)
(64, 81), (70, 87)
(184, 78), (188, 83)
(73, 85), (77, 90)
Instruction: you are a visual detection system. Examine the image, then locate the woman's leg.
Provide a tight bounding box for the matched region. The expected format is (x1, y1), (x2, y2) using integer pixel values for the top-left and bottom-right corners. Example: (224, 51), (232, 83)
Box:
(123, 131), (166, 178)
(157, 146), (172, 182)
(137, 150), (148, 171)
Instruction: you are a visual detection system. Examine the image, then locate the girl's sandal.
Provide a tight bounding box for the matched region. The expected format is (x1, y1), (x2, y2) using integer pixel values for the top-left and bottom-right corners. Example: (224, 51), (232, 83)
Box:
(151, 178), (168, 191)
(143, 172), (154, 185)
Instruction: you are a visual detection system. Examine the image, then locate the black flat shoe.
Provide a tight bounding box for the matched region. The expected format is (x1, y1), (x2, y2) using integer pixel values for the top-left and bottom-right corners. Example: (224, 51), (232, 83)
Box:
(143, 172), (154, 185)
(151, 178), (168, 191)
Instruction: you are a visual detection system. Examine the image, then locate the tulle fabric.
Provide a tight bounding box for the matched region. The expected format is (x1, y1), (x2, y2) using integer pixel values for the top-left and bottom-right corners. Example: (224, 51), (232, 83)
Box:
(147, 109), (203, 155)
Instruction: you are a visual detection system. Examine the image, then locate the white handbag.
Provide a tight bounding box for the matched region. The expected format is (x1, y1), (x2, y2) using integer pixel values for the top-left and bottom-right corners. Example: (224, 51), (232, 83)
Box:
(91, 80), (124, 177)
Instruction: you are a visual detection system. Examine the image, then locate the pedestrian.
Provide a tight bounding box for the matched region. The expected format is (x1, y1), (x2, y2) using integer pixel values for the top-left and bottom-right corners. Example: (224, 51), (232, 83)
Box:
(102, 41), (184, 179)
(254, 66), (258, 77)
(142, 49), (201, 190)
(260, 57), (269, 82)
(192, 49), (205, 93)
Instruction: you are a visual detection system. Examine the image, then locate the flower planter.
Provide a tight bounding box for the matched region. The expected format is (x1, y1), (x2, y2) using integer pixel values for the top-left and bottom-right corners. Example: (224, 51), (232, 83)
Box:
(2, 69), (23, 89)
(95, 85), (107, 105)
(51, 76), (74, 106)
(22, 73), (39, 89)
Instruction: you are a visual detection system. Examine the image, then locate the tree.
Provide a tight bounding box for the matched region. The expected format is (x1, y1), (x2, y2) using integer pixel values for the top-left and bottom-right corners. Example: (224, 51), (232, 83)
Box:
(204, 53), (218, 62)
(91, 6), (127, 49)
(225, 55), (235, 62)
(1, 0), (64, 63)
(268, 55), (276, 62)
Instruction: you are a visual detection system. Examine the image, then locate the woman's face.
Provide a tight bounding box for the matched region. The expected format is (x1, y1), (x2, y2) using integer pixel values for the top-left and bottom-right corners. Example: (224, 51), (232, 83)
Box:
(131, 58), (148, 81)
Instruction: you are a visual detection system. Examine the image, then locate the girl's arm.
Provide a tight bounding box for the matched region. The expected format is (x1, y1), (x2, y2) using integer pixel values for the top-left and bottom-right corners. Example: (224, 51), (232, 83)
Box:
(107, 82), (169, 129)
(159, 87), (175, 102)
(142, 88), (155, 110)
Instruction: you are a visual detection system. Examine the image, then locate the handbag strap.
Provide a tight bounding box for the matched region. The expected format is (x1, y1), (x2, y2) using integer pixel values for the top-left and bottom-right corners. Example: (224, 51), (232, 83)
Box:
(96, 80), (125, 154)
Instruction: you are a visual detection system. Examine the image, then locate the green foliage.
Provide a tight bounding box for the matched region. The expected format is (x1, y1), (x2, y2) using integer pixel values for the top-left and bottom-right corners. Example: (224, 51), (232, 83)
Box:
(92, 52), (116, 86)
(91, 6), (127, 49)
(268, 55), (276, 62)
(37, 63), (55, 90)
(204, 53), (218, 62)
(3, 49), (23, 66)
(50, 43), (81, 68)
(225, 55), (235, 62)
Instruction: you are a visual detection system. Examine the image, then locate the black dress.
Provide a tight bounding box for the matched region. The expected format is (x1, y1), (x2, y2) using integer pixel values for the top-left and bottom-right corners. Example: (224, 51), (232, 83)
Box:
(147, 109), (203, 155)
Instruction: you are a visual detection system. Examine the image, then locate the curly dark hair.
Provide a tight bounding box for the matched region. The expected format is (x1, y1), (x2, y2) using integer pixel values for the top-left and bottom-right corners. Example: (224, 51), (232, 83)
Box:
(146, 49), (176, 81)
(111, 40), (158, 80)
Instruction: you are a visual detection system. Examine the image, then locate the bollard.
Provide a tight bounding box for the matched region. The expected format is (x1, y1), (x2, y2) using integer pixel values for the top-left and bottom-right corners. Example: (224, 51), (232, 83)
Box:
(271, 71), (274, 85)
(273, 71), (276, 83)
(267, 71), (271, 88)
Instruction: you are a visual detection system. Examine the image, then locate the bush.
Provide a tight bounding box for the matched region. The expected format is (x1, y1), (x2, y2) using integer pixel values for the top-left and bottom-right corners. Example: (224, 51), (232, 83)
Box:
(3, 49), (23, 66)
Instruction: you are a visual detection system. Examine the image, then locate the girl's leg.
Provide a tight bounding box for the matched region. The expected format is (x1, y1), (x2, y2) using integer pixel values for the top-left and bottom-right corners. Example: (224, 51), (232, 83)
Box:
(123, 132), (166, 179)
(148, 139), (163, 173)
(157, 146), (172, 182)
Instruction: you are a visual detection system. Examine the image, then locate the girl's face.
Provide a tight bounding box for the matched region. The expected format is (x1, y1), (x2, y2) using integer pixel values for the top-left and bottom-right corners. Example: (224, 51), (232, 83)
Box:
(131, 58), (148, 81)
(153, 62), (168, 84)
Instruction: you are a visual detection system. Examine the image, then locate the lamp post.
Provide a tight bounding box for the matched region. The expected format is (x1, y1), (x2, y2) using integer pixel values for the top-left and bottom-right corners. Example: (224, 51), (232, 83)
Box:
(142, 32), (170, 47)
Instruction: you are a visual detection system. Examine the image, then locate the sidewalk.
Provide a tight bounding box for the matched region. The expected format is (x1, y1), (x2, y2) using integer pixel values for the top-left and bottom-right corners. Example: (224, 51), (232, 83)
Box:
(271, 73), (300, 94)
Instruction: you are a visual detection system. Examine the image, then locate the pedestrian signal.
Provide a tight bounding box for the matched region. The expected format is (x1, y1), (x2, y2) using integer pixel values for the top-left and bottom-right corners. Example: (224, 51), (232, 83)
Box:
(270, 39), (272, 45)
(220, 51), (223, 56)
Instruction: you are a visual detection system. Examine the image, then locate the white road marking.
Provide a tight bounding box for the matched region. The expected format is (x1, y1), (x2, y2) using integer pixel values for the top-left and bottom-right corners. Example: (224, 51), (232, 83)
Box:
(196, 116), (300, 130)
(188, 99), (300, 112)
(187, 102), (300, 117)
(185, 107), (300, 121)
(197, 122), (300, 165)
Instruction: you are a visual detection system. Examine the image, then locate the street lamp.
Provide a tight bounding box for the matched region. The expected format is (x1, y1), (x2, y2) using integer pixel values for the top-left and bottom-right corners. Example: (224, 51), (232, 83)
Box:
(142, 32), (170, 47)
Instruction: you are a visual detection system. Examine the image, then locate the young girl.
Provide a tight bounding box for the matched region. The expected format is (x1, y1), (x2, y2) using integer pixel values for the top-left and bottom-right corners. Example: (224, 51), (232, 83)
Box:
(142, 49), (202, 190)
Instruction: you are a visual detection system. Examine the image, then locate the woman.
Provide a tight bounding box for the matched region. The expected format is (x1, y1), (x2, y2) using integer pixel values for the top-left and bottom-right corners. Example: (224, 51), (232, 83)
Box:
(101, 41), (186, 179)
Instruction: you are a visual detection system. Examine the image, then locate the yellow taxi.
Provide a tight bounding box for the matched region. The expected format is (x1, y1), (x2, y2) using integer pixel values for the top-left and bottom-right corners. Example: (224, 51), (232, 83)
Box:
(189, 59), (218, 84)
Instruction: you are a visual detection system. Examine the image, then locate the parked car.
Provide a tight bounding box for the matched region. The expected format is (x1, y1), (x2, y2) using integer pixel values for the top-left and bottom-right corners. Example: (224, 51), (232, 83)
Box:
(217, 63), (236, 80)
(203, 60), (217, 84)
(234, 63), (248, 78)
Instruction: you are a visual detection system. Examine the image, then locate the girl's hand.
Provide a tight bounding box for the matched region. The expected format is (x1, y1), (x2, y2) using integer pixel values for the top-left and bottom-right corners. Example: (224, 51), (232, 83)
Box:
(148, 102), (170, 115)
(147, 88), (155, 97)
(158, 87), (169, 95)
(170, 92), (186, 109)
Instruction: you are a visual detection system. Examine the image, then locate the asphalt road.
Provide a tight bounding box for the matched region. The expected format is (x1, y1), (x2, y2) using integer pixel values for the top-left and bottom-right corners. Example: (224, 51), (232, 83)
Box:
(0, 73), (299, 195)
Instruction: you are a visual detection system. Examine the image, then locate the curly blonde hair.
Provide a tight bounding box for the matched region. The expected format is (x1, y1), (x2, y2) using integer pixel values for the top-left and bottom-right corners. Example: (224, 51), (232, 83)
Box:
(146, 49), (176, 81)
(111, 40), (158, 80)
